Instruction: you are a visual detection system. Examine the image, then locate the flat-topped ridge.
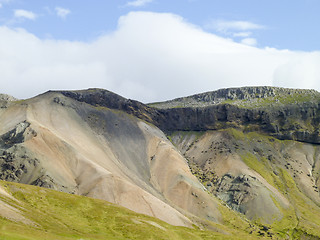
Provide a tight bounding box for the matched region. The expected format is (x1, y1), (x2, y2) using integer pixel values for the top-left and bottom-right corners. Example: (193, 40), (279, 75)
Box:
(151, 86), (320, 109)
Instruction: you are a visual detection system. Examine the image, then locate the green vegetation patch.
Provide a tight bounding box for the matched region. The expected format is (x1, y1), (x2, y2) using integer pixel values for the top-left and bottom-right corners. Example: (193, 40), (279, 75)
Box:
(0, 181), (262, 240)
(240, 152), (275, 186)
(228, 91), (320, 109)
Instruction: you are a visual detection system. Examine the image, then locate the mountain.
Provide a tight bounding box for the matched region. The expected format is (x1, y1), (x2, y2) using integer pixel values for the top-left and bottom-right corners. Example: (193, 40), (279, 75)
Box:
(1, 86), (320, 239)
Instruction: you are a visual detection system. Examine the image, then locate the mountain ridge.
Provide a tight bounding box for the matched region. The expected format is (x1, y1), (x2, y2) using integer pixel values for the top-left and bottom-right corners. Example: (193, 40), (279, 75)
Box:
(2, 86), (320, 239)
(53, 87), (320, 145)
(150, 86), (320, 109)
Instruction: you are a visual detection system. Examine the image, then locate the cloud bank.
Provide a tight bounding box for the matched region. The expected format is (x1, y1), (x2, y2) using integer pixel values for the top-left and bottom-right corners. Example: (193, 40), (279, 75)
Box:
(0, 11), (320, 103)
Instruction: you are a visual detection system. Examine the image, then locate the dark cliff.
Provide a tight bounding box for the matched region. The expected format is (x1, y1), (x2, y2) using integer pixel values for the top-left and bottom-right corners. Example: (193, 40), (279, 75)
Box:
(56, 87), (320, 144)
(158, 102), (320, 144)
(56, 89), (165, 124)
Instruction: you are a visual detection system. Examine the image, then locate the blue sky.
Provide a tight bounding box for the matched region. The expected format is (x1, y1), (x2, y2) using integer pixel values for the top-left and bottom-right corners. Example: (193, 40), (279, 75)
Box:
(1, 0), (320, 102)
(1, 0), (319, 50)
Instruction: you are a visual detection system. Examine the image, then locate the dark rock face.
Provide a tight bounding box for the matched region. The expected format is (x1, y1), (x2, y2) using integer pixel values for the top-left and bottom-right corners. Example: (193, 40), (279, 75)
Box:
(1, 121), (37, 147)
(0, 122), (65, 191)
(57, 87), (320, 144)
(57, 89), (166, 126)
(215, 174), (260, 214)
(158, 102), (320, 144)
(0, 148), (60, 190)
(0, 149), (39, 182)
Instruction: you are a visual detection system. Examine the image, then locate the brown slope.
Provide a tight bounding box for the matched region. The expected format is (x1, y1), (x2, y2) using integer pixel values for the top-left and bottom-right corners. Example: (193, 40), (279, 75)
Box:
(0, 91), (222, 227)
(170, 129), (320, 226)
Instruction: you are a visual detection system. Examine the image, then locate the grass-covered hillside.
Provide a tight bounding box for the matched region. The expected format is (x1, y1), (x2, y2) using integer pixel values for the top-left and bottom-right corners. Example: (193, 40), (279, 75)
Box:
(0, 180), (269, 240)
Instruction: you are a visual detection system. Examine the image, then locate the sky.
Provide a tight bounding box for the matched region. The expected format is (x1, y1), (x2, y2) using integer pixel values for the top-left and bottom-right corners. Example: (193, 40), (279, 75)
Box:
(1, 0), (320, 102)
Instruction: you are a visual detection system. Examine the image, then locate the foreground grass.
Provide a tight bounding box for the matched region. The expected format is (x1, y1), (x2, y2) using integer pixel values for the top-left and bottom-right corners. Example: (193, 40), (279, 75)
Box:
(0, 181), (262, 240)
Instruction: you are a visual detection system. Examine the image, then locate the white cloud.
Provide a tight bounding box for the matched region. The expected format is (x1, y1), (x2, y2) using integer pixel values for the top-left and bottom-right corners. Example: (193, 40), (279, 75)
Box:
(233, 32), (252, 38)
(205, 20), (263, 47)
(207, 20), (264, 33)
(0, 12), (319, 103)
(14, 9), (37, 20)
(273, 52), (320, 89)
(0, 3), (2, 8)
(241, 38), (257, 46)
(126, 0), (153, 7)
(55, 7), (71, 19)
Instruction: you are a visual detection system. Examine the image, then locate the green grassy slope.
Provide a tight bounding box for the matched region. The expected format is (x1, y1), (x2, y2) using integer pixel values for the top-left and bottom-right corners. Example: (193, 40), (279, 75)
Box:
(0, 181), (264, 240)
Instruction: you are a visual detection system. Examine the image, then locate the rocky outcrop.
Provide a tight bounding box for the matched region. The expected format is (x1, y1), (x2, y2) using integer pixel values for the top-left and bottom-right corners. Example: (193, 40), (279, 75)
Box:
(0, 122), (66, 191)
(57, 88), (320, 144)
(0, 148), (40, 183)
(0, 94), (17, 109)
(158, 102), (320, 144)
(1, 121), (37, 147)
(151, 87), (320, 144)
(215, 174), (282, 222)
(0, 94), (17, 102)
(151, 86), (320, 108)
(56, 89), (165, 124)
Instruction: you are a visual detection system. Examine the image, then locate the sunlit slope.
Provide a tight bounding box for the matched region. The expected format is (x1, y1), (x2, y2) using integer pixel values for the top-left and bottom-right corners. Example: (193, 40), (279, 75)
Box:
(170, 129), (320, 239)
(0, 92), (224, 227)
